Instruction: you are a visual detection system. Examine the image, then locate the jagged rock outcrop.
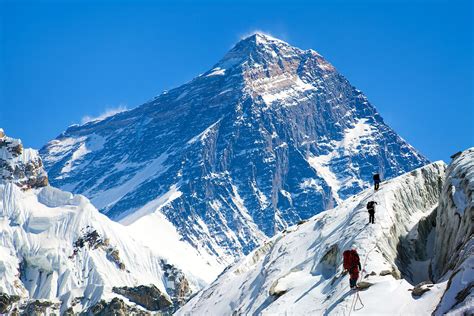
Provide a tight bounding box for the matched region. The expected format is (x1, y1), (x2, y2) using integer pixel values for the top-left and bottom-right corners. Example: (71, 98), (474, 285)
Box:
(161, 260), (192, 307)
(40, 33), (428, 267)
(112, 285), (172, 311)
(0, 293), (20, 314)
(0, 128), (48, 189)
(88, 297), (148, 316)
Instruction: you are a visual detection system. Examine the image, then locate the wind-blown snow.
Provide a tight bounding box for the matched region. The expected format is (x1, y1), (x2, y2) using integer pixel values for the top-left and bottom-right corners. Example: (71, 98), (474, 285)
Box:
(206, 67), (226, 77)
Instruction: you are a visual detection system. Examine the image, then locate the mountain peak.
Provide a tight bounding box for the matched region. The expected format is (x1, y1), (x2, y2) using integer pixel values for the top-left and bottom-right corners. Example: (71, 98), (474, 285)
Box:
(214, 33), (303, 72)
(41, 33), (429, 276)
(241, 32), (288, 45)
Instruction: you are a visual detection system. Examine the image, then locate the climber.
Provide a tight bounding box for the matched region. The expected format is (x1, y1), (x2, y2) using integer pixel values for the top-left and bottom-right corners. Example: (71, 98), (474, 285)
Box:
(343, 249), (362, 290)
(373, 173), (381, 191)
(367, 200), (377, 224)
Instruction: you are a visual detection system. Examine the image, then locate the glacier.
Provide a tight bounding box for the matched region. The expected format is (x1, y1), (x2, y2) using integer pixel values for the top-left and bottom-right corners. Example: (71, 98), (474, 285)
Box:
(0, 131), (210, 314)
(40, 33), (429, 269)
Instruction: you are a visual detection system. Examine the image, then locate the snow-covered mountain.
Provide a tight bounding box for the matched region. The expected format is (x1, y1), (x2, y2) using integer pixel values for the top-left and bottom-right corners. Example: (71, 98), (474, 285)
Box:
(40, 33), (428, 267)
(0, 131), (210, 314)
(177, 148), (473, 315)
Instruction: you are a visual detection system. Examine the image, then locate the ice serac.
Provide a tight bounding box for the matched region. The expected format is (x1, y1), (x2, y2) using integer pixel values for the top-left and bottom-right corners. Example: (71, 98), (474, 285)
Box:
(0, 132), (205, 314)
(40, 33), (428, 265)
(432, 148), (474, 315)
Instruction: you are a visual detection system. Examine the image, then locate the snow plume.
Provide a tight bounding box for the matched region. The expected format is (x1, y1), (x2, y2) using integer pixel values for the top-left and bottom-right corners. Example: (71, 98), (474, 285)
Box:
(81, 105), (128, 124)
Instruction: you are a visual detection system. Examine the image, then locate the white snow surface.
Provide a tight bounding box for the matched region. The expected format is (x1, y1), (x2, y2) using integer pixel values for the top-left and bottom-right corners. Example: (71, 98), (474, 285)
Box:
(178, 162), (449, 315)
(120, 184), (224, 284)
(0, 183), (205, 313)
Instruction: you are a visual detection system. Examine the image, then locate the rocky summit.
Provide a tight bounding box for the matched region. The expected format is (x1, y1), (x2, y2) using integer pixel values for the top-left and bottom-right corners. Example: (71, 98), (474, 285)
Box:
(40, 33), (428, 266)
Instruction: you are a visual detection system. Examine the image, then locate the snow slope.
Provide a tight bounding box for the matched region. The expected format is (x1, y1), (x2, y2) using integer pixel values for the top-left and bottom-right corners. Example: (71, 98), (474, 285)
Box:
(178, 161), (452, 315)
(0, 132), (207, 314)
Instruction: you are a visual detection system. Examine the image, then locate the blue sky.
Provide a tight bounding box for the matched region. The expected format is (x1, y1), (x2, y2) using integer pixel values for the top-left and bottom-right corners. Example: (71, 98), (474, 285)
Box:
(0, 0), (472, 161)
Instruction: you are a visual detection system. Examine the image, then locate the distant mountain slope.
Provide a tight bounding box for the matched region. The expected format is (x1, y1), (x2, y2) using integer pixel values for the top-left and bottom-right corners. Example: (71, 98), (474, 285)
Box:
(0, 131), (208, 314)
(178, 152), (473, 315)
(41, 33), (428, 265)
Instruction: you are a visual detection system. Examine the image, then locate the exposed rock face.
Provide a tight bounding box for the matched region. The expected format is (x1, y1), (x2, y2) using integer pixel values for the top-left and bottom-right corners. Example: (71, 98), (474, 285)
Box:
(411, 282), (432, 298)
(112, 285), (172, 311)
(70, 227), (127, 270)
(40, 33), (428, 266)
(88, 297), (148, 316)
(0, 297), (61, 316)
(432, 148), (474, 315)
(0, 293), (20, 314)
(161, 260), (192, 307)
(356, 281), (373, 290)
(0, 129), (48, 189)
(23, 299), (60, 316)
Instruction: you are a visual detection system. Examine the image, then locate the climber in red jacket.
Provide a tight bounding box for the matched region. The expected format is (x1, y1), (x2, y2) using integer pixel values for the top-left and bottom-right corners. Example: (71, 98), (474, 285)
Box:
(343, 249), (362, 289)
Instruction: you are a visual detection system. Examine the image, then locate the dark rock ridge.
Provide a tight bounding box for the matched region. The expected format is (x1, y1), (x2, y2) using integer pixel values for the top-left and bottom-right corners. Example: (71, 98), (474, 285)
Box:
(0, 293), (20, 314)
(88, 297), (149, 316)
(112, 285), (173, 311)
(0, 128), (48, 189)
(40, 33), (428, 264)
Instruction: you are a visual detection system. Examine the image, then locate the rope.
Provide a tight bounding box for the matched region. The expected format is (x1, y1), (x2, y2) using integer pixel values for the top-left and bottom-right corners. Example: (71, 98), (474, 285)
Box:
(347, 242), (378, 316)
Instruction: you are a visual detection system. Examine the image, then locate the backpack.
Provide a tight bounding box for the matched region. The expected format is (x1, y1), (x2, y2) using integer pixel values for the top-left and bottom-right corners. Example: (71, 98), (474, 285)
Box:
(367, 201), (376, 210)
(343, 250), (360, 270)
(373, 174), (381, 182)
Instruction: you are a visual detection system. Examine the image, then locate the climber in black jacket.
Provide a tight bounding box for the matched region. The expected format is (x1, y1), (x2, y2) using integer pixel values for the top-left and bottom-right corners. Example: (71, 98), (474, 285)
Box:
(367, 201), (377, 224)
(373, 173), (381, 191)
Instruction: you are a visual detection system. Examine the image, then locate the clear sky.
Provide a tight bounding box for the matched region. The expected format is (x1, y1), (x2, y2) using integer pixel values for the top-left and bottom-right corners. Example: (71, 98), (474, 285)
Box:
(0, 0), (472, 161)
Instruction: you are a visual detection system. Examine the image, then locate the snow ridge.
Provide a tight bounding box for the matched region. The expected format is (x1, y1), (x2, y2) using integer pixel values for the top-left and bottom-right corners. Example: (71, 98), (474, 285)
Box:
(178, 162), (454, 315)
